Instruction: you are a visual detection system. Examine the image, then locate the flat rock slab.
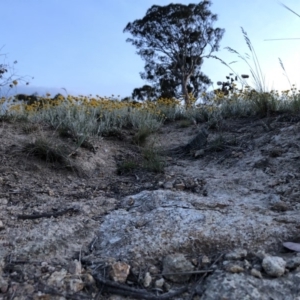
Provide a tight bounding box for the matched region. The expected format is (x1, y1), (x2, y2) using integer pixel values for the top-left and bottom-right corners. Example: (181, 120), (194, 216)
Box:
(201, 270), (300, 300)
(94, 189), (300, 264)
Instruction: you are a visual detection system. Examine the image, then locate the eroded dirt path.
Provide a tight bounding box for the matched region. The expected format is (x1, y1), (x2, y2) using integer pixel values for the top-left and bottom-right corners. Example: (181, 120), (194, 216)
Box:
(1, 115), (300, 299)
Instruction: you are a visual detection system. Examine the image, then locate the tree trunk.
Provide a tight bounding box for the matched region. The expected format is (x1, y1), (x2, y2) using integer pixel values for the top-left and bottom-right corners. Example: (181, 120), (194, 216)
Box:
(181, 75), (190, 108)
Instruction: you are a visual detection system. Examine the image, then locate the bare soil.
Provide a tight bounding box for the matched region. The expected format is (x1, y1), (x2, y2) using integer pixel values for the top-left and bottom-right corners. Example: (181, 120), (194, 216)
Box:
(1, 113), (300, 299)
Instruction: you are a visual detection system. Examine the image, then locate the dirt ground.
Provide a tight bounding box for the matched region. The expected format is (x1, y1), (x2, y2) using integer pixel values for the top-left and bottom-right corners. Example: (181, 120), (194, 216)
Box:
(1, 112), (300, 299)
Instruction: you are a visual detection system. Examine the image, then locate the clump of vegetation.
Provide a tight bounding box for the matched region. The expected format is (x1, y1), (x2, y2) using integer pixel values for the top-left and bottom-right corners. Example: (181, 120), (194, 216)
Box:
(141, 146), (165, 173)
(132, 126), (153, 146)
(22, 123), (40, 134)
(117, 160), (138, 175)
(22, 138), (73, 166)
(177, 118), (195, 128)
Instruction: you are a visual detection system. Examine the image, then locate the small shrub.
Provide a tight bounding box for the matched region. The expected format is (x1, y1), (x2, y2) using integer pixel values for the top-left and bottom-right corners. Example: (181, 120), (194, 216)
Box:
(177, 119), (194, 128)
(116, 160), (138, 175)
(142, 147), (165, 173)
(207, 135), (226, 152)
(251, 92), (278, 117)
(22, 123), (40, 134)
(22, 138), (72, 165)
(132, 126), (152, 146)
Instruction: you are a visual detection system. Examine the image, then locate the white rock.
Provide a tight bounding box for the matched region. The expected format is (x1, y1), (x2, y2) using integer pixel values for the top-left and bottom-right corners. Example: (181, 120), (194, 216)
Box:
(109, 261), (130, 283)
(262, 256), (286, 277)
(65, 277), (84, 293)
(68, 259), (82, 275)
(143, 272), (152, 287)
(155, 278), (165, 288)
(47, 269), (67, 288)
(251, 268), (263, 279)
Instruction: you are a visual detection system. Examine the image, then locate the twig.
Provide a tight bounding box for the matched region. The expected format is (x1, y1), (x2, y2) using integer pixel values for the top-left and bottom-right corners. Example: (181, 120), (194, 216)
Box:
(37, 281), (91, 300)
(188, 253), (224, 300)
(160, 270), (213, 276)
(17, 207), (80, 220)
(93, 273), (188, 300)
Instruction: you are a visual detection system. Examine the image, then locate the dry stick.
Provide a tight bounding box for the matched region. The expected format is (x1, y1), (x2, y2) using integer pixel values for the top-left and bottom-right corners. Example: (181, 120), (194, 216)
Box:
(17, 207), (80, 220)
(93, 273), (188, 300)
(37, 281), (91, 300)
(188, 253), (224, 300)
(160, 270), (213, 276)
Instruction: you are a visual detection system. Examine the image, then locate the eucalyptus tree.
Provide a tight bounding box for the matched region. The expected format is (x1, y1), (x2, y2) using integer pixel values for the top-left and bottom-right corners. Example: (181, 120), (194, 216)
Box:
(124, 1), (225, 107)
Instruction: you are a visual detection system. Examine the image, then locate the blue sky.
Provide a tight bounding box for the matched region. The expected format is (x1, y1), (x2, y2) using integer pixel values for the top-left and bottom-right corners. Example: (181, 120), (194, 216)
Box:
(1, 0), (300, 99)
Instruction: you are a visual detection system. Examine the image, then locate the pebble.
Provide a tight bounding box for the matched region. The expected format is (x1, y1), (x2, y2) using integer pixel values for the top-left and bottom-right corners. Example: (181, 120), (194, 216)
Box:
(143, 272), (152, 287)
(225, 249), (247, 260)
(262, 256), (286, 277)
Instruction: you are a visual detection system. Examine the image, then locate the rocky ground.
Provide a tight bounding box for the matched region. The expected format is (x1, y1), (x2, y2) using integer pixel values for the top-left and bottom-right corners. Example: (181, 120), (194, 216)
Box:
(1, 113), (300, 299)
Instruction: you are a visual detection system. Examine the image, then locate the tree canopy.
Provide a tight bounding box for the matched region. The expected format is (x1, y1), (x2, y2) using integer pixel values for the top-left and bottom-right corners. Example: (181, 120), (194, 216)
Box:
(124, 1), (225, 106)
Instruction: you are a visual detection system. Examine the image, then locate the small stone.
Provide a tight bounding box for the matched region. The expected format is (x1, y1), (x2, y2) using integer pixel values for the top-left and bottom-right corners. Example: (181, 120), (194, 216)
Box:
(286, 257), (300, 269)
(34, 292), (53, 300)
(244, 259), (251, 269)
(253, 264), (262, 271)
(255, 250), (267, 260)
(65, 277), (84, 293)
(0, 220), (4, 230)
(41, 261), (48, 267)
(202, 255), (210, 265)
(174, 182), (185, 190)
(270, 201), (289, 212)
(158, 181), (164, 187)
(262, 256), (286, 277)
(162, 253), (194, 283)
(82, 273), (97, 293)
(47, 269), (67, 288)
(225, 249), (247, 260)
(48, 189), (55, 196)
(143, 272), (152, 287)
(226, 264), (244, 273)
(109, 261), (130, 283)
(155, 278), (164, 288)
(41, 261), (49, 273)
(191, 258), (198, 266)
(163, 181), (174, 189)
(251, 268), (263, 279)
(195, 149), (205, 158)
(148, 265), (159, 275)
(68, 260), (82, 275)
